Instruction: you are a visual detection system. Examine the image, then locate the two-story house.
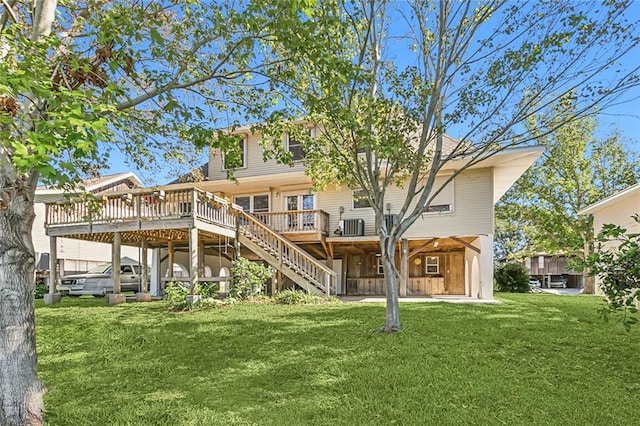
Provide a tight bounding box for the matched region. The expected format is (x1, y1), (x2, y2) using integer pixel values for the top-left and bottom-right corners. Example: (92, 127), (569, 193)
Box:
(43, 126), (542, 302)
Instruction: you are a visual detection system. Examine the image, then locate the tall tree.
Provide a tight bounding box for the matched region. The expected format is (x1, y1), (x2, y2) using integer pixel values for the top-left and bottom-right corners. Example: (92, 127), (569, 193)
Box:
(0, 1), (310, 423)
(495, 98), (640, 293)
(261, 0), (640, 331)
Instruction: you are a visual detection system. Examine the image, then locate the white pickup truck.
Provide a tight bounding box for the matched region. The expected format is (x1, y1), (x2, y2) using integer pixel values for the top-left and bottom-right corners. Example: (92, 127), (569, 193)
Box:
(62, 263), (147, 297)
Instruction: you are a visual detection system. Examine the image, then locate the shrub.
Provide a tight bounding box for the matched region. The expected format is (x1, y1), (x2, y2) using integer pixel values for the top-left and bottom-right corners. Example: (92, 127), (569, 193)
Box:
(164, 281), (189, 311)
(494, 263), (530, 293)
(273, 289), (337, 305)
(581, 215), (640, 330)
(199, 282), (220, 299)
(34, 284), (48, 299)
(230, 258), (273, 300)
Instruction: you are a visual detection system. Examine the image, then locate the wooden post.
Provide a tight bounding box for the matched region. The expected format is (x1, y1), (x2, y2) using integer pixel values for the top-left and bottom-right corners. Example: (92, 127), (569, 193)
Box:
(141, 237), (148, 292)
(198, 239), (205, 276)
(400, 239), (408, 297)
(168, 241), (175, 281)
(342, 253), (349, 296)
(112, 232), (121, 294)
(189, 227), (199, 295)
(48, 236), (57, 294)
(44, 236), (62, 304)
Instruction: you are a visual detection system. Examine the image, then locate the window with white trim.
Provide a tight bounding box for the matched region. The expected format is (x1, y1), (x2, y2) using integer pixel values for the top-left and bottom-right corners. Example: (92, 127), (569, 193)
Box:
(352, 189), (371, 209)
(425, 256), (439, 274)
(423, 204), (452, 213)
(223, 137), (247, 170)
(233, 194), (269, 213)
(421, 177), (455, 214)
(376, 255), (384, 275)
(286, 130), (310, 161)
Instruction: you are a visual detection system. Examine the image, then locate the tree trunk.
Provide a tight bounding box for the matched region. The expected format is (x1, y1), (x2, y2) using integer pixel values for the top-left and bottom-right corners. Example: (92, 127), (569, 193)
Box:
(0, 180), (45, 425)
(582, 241), (595, 294)
(380, 236), (401, 332)
(583, 274), (595, 295)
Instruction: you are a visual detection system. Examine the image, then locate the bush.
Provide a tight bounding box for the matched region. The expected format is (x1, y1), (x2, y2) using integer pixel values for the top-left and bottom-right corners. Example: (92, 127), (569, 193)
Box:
(273, 289), (337, 305)
(494, 263), (530, 293)
(581, 215), (640, 330)
(230, 258), (273, 300)
(199, 282), (220, 299)
(34, 284), (48, 299)
(164, 281), (189, 311)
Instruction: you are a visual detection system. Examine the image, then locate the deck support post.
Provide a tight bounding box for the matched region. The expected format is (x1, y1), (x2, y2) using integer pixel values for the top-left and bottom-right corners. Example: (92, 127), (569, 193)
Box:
(109, 232), (125, 305)
(198, 239), (205, 277)
(141, 237), (148, 292)
(168, 241), (175, 283)
(150, 248), (161, 297)
(44, 236), (61, 305)
(400, 239), (408, 297)
(136, 237), (151, 302)
(189, 227), (199, 296)
(342, 253), (348, 296)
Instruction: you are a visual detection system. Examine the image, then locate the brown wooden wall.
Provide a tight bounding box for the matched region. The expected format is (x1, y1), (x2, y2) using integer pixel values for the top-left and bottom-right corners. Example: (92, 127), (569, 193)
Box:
(344, 250), (465, 296)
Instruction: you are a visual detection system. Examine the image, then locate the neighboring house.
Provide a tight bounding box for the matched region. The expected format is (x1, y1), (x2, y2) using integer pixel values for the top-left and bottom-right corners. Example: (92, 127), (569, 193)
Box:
(43, 126), (542, 301)
(578, 183), (640, 292)
(578, 183), (640, 239)
(506, 253), (581, 288)
(34, 173), (144, 276)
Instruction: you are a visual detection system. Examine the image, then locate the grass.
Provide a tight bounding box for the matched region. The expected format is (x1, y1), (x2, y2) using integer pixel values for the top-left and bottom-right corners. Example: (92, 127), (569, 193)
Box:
(36, 294), (639, 425)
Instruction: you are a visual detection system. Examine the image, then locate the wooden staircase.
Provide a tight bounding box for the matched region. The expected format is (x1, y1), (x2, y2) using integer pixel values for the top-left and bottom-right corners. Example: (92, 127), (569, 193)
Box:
(236, 210), (336, 296)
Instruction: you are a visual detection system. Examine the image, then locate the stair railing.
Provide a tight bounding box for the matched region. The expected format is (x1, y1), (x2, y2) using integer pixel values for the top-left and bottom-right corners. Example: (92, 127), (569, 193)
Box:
(235, 209), (336, 296)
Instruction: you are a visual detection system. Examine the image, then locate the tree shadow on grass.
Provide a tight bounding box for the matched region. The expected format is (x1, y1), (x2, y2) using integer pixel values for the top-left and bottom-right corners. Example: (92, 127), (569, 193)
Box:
(37, 295), (639, 425)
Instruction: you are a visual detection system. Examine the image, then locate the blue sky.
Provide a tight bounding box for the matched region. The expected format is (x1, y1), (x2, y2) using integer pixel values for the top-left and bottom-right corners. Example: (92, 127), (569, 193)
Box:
(103, 2), (640, 186)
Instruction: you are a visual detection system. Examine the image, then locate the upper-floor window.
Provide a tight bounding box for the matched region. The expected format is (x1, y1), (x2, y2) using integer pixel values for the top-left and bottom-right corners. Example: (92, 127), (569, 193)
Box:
(286, 129), (311, 161)
(423, 204), (452, 213)
(352, 189), (371, 209)
(223, 137), (247, 170)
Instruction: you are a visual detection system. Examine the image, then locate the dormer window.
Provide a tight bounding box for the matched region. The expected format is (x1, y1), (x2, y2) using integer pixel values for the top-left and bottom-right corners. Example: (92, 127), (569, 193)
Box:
(223, 137), (247, 170)
(286, 129), (310, 161)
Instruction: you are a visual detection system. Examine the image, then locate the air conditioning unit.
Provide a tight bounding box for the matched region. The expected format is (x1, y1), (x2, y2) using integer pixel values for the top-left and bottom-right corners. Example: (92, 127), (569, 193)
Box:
(384, 214), (398, 230)
(340, 218), (365, 236)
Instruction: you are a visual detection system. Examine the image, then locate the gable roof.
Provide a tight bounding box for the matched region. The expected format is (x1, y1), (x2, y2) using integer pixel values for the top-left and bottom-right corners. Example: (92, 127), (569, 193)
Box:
(168, 162), (209, 185)
(578, 183), (640, 215)
(35, 172), (144, 201)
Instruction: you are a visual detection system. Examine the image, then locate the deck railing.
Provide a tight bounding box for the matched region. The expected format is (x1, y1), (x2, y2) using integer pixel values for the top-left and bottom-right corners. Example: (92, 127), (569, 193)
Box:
(252, 210), (329, 235)
(45, 188), (237, 230)
(238, 210), (336, 296)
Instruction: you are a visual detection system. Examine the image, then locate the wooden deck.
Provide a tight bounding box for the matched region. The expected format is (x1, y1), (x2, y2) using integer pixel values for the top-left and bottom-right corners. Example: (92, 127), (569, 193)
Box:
(45, 188), (330, 244)
(45, 187), (239, 243)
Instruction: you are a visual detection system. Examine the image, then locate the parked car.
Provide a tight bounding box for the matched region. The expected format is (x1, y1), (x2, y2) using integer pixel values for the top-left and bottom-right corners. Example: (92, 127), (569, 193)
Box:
(66, 263), (147, 297)
(529, 277), (541, 288)
(549, 276), (568, 289)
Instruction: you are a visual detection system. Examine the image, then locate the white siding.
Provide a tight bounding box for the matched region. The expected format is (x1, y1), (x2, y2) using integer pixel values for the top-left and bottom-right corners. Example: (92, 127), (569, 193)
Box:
(317, 168), (493, 238)
(208, 133), (306, 181)
(592, 194), (640, 240)
(34, 202), (142, 273)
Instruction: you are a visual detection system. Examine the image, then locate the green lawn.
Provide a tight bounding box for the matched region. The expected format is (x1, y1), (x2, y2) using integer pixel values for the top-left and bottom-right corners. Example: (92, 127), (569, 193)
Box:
(36, 294), (639, 425)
